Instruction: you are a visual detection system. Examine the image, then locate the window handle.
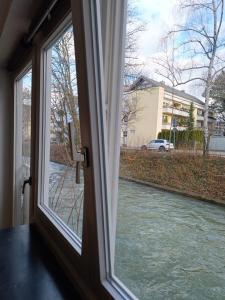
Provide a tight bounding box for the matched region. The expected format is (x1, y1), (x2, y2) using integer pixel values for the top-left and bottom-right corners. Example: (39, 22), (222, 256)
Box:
(22, 176), (32, 194)
(75, 147), (89, 184)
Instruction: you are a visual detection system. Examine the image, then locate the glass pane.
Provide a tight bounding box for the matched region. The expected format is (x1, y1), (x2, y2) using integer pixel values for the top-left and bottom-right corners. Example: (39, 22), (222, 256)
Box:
(114, 0), (225, 299)
(16, 69), (32, 224)
(22, 70), (32, 180)
(45, 26), (84, 240)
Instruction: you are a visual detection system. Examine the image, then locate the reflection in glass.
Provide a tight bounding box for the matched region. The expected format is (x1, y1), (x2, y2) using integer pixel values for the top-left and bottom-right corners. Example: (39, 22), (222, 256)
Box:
(22, 70), (32, 180)
(46, 26), (84, 239)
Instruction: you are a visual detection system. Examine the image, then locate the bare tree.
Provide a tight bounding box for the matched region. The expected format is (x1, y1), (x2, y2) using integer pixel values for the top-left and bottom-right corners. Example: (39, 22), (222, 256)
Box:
(121, 90), (142, 123)
(124, 1), (145, 84)
(22, 86), (32, 162)
(49, 27), (84, 236)
(154, 0), (225, 155)
(121, 1), (146, 143)
(51, 27), (81, 150)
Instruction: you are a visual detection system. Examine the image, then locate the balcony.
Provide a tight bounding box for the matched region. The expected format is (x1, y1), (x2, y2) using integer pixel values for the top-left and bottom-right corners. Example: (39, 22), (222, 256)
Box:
(162, 106), (189, 117)
(197, 110), (215, 121)
(162, 124), (187, 130)
(197, 115), (204, 121)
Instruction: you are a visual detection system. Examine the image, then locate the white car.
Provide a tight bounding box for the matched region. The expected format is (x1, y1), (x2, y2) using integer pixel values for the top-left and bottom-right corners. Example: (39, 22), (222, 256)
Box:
(141, 139), (174, 151)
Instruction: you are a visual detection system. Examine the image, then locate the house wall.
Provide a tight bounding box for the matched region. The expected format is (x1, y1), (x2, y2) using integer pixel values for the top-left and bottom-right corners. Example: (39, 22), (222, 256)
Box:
(193, 107), (198, 127)
(125, 85), (213, 148)
(0, 68), (13, 228)
(127, 87), (163, 147)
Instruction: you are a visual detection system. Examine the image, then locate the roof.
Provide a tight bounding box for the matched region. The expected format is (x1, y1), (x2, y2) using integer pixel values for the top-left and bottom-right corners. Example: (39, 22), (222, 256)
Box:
(129, 75), (205, 106)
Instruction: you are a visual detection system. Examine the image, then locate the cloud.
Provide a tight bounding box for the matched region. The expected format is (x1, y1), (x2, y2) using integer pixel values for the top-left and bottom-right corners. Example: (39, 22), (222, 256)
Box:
(134, 0), (179, 56)
(128, 0), (206, 98)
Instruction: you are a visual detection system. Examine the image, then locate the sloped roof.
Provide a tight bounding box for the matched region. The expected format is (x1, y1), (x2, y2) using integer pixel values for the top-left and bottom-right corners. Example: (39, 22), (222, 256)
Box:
(129, 76), (205, 106)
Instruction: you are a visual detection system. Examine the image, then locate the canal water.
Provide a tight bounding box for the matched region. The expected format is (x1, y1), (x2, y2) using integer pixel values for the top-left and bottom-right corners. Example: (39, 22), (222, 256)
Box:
(115, 179), (225, 300)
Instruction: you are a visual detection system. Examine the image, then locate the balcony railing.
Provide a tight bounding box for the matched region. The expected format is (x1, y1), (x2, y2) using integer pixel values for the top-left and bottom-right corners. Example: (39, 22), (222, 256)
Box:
(197, 115), (204, 121)
(161, 124), (188, 130)
(163, 104), (189, 112)
(162, 106), (189, 117)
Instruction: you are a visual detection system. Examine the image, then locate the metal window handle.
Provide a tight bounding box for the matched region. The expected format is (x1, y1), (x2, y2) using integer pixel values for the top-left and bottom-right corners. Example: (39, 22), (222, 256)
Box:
(75, 147), (89, 184)
(22, 176), (32, 194)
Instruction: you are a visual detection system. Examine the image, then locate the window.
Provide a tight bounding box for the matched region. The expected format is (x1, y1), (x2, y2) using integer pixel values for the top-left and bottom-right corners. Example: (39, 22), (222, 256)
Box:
(123, 115), (128, 123)
(30, 1), (225, 299)
(162, 115), (168, 124)
(14, 67), (32, 225)
(39, 23), (84, 248)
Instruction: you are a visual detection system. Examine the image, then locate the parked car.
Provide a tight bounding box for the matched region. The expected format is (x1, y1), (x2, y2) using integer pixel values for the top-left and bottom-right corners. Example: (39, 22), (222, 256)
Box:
(141, 139), (174, 151)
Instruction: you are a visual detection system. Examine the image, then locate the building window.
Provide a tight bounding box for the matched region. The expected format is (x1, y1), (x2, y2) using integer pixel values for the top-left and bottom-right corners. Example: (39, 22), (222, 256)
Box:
(162, 115), (168, 124)
(197, 121), (203, 128)
(197, 109), (203, 116)
(123, 115), (128, 123)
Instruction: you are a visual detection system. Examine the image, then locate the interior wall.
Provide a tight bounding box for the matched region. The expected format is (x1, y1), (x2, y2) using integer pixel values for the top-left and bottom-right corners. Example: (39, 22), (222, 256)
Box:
(0, 67), (13, 229)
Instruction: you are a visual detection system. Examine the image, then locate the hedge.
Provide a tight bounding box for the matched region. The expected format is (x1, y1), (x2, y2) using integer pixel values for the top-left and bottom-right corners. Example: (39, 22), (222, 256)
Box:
(158, 129), (203, 145)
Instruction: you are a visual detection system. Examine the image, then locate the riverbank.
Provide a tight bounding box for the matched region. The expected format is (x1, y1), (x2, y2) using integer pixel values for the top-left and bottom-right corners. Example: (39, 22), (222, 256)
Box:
(120, 150), (225, 204)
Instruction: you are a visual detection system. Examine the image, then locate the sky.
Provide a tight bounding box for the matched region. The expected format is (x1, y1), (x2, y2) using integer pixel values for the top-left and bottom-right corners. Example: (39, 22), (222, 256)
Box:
(129, 0), (206, 98)
(136, 0), (178, 56)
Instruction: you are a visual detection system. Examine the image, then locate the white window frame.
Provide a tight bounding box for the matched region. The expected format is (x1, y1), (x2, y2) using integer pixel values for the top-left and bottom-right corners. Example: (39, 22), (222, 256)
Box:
(38, 16), (82, 254)
(74, 0), (138, 299)
(71, 1), (138, 298)
(100, 1), (139, 299)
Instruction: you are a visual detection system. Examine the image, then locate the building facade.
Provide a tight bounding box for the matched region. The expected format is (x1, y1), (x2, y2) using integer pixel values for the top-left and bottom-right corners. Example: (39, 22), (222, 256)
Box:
(122, 76), (216, 147)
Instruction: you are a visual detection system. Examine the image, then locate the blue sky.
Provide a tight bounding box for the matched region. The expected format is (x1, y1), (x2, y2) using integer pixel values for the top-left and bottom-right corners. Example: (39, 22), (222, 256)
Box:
(129, 0), (203, 97)
(130, 0), (225, 99)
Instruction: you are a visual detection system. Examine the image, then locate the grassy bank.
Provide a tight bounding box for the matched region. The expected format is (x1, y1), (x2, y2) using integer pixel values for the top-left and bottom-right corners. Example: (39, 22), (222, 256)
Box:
(120, 150), (225, 202)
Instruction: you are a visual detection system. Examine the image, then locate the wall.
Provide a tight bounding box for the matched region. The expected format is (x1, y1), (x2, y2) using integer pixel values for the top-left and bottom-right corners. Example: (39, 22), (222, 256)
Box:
(209, 136), (225, 152)
(193, 107), (198, 127)
(127, 87), (163, 147)
(0, 67), (13, 228)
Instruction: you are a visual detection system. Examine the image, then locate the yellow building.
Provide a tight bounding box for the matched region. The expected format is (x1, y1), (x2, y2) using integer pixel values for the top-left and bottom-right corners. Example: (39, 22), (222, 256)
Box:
(122, 76), (215, 147)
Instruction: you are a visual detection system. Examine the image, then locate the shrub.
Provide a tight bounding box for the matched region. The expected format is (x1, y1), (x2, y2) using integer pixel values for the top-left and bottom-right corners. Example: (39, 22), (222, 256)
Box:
(158, 129), (203, 147)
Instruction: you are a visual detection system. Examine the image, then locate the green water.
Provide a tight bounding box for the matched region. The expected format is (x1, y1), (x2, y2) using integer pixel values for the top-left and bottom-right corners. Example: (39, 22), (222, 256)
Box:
(115, 180), (225, 300)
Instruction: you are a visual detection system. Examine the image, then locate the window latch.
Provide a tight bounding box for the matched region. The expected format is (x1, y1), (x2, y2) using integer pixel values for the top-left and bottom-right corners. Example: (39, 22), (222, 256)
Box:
(22, 176), (32, 194)
(75, 147), (89, 184)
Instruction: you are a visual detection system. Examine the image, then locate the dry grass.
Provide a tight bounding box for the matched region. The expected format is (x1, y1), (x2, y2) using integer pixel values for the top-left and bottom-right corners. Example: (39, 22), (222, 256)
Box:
(120, 150), (225, 202)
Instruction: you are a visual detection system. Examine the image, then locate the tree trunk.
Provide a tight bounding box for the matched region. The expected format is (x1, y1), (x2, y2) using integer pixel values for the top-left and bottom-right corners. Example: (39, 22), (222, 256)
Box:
(203, 50), (215, 156)
(203, 84), (210, 156)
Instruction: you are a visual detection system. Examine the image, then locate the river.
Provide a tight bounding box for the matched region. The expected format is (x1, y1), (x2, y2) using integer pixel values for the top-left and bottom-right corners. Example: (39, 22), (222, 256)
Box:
(48, 161), (225, 299)
(115, 179), (225, 300)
